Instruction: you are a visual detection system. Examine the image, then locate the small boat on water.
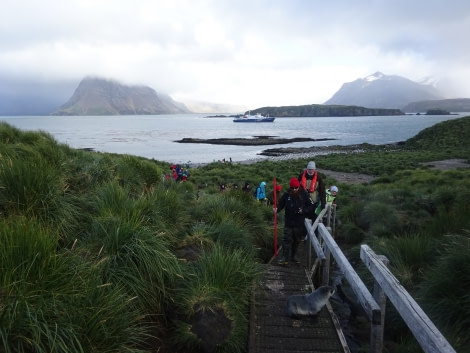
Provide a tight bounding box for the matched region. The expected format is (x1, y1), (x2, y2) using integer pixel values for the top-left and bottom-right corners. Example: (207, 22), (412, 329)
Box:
(233, 112), (275, 122)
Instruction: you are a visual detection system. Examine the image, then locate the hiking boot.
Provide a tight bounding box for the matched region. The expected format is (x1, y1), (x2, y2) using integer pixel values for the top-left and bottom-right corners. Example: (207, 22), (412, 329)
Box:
(277, 256), (288, 265)
(291, 256), (300, 264)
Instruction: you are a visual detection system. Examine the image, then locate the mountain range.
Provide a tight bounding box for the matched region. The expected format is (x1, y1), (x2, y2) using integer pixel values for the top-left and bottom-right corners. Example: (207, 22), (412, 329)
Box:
(1, 72), (469, 115)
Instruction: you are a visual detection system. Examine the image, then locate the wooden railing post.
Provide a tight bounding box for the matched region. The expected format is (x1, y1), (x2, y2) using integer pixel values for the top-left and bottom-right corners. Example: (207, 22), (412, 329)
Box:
(360, 245), (456, 353)
(370, 255), (389, 353)
(322, 239), (331, 286)
(318, 225), (382, 325)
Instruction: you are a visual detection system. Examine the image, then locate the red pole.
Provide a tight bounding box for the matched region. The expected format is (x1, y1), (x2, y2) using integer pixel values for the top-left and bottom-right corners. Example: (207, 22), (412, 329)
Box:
(273, 178), (278, 256)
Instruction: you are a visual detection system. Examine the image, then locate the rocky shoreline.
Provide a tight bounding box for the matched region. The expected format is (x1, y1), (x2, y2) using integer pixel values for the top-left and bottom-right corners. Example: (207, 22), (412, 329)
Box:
(258, 143), (371, 156)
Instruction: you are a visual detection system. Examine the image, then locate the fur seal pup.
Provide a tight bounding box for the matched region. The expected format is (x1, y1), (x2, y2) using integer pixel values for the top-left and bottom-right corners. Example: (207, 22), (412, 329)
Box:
(286, 285), (335, 318)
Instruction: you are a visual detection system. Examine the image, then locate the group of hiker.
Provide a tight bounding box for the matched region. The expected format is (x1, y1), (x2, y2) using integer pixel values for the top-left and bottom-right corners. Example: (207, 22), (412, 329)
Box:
(272, 161), (339, 266)
(167, 164), (189, 182)
(169, 159), (337, 266)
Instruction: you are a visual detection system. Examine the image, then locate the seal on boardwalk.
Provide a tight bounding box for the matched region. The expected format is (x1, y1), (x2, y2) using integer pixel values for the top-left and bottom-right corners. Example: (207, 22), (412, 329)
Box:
(286, 285), (335, 318)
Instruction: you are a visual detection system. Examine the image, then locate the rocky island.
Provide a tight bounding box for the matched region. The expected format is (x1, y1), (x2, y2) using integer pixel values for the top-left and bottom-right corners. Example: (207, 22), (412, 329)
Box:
(175, 136), (336, 146)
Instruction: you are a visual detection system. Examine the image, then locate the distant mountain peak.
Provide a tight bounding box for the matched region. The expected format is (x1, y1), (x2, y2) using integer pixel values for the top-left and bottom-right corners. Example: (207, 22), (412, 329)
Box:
(365, 72), (385, 82)
(324, 72), (444, 109)
(418, 76), (439, 87)
(51, 77), (190, 116)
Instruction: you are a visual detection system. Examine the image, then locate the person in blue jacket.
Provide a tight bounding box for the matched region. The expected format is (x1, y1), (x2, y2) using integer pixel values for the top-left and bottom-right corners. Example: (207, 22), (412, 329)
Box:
(255, 181), (267, 202)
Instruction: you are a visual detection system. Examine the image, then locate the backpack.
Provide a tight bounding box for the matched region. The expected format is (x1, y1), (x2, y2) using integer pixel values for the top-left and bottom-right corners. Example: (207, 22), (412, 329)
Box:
(253, 187), (259, 198)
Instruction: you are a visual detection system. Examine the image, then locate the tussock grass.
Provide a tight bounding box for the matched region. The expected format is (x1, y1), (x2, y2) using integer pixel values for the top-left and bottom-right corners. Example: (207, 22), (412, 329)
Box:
(1, 116), (470, 352)
(368, 233), (436, 289)
(0, 151), (63, 218)
(0, 218), (149, 353)
(171, 244), (263, 352)
(418, 233), (470, 352)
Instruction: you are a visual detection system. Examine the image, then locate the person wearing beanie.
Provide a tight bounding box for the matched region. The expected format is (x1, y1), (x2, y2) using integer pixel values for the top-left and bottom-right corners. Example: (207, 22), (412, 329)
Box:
(315, 185), (342, 232)
(315, 185), (339, 216)
(273, 177), (315, 265)
(298, 160), (326, 214)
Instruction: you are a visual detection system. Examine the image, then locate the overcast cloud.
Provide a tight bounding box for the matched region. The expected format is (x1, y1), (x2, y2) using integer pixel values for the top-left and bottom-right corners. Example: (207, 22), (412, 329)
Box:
(1, 0), (469, 109)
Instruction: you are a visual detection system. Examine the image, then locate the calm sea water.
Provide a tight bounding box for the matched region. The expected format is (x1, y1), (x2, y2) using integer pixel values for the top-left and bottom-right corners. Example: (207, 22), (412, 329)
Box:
(0, 113), (466, 164)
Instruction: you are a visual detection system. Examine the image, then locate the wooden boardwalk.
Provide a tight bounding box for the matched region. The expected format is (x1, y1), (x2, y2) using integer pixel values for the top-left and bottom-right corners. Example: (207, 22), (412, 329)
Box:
(249, 242), (350, 353)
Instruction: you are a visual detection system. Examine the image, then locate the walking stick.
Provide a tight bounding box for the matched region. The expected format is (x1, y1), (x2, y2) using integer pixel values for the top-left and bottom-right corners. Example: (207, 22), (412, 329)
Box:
(273, 178), (278, 256)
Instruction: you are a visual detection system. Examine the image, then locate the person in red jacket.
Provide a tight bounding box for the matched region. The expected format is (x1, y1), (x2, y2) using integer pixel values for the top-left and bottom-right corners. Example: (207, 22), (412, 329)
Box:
(274, 177), (315, 265)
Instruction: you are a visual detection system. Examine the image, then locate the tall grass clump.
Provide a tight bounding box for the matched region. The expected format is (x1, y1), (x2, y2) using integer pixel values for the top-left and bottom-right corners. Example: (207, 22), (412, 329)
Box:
(0, 149), (65, 221)
(359, 201), (400, 237)
(418, 233), (470, 352)
(146, 184), (190, 233)
(0, 218), (149, 353)
(186, 192), (274, 260)
(367, 234), (436, 289)
(115, 154), (163, 192)
(170, 244), (263, 353)
(79, 153), (119, 186)
(93, 216), (182, 314)
(88, 181), (183, 314)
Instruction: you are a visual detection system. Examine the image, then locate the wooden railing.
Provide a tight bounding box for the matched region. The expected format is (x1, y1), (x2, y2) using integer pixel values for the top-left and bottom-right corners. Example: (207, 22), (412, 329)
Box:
(305, 205), (456, 353)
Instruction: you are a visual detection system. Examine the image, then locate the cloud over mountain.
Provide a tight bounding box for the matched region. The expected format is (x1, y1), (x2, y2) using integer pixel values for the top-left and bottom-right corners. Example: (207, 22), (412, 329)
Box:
(51, 77), (190, 115)
(324, 72), (444, 109)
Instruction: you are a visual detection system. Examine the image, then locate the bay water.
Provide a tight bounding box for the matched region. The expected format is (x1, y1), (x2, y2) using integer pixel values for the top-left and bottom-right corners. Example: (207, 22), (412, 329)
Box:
(0, 113), (466, 164)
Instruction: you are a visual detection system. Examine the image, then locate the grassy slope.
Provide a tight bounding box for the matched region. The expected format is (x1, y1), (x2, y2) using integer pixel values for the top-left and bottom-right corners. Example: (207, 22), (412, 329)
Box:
(0, 116), (469, 353)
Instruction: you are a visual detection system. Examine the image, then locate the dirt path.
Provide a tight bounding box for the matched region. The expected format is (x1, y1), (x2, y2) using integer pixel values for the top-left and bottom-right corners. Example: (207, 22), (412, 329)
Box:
(318, 158), (469, 185)
(420, 158), (470, 170)
(317, 168), (376, 184)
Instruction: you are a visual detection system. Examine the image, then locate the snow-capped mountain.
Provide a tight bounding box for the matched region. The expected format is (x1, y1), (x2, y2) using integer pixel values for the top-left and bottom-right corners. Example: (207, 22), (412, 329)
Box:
(324, 72), (444, 109)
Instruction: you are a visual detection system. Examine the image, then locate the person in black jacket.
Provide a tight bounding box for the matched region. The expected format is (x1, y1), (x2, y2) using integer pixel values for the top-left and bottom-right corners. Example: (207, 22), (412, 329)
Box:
(274, 177), (315, 265)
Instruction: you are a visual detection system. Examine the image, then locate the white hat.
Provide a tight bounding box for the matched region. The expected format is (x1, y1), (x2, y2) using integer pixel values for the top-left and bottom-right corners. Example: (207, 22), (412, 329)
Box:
(330, 186), (338, 193)
(307, 161), (316, 170)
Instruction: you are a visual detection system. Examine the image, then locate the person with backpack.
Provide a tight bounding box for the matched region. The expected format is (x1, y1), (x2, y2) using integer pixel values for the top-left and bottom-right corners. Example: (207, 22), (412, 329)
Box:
(255, 181), (267, 202)
(274, 177), (315, 265)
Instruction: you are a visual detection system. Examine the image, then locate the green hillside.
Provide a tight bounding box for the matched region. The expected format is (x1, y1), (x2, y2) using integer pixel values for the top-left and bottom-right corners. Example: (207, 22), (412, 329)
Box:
(404, 115), (470, 150)
(249, 104), (403, 117)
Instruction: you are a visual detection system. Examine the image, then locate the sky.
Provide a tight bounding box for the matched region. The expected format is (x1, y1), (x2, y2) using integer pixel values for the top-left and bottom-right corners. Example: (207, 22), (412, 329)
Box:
(1, 0), (470, 109)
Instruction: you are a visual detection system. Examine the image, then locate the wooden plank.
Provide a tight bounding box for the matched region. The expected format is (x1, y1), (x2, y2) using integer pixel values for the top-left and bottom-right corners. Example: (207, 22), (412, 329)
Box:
(318, 224), (382, 325)
(360, 245), (456, 353)
(250, 243), (349, 353)
(305, 269), (351, 353)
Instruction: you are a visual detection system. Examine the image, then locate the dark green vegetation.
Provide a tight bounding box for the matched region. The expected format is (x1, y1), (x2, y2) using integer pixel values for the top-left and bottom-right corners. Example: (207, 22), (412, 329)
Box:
(402, 98), (470, 113)
(1, 116), (470, 352)
(425, 109), (451, 115)
(249, 104), (403, 117)
(0, 123), (268, 353)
